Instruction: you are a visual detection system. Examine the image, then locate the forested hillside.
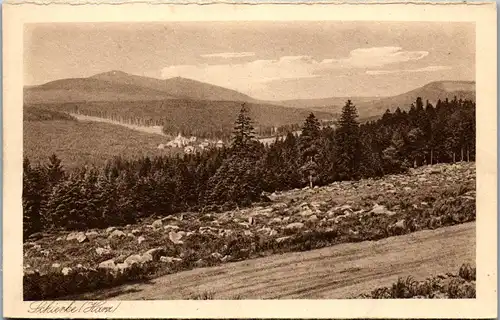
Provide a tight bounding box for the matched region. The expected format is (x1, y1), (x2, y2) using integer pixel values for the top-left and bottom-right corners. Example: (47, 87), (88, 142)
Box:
(27, 100), (332, 140)
(23, 96), (475, 238)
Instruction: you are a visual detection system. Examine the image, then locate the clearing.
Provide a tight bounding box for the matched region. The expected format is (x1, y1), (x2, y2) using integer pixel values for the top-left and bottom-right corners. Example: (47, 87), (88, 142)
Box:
(78, 222), (475, 300)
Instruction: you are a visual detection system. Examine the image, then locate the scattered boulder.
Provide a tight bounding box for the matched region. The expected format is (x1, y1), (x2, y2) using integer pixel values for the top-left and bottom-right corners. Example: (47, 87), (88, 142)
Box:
(164, 225), (180, 230)
(56, 236), (64, 241)
(244, 230), (253, 237)
(269, 229), (278, 237)
(299, 202), (309, 209)
(152, 219), (163, 229)
(387, 219), (406, 235)
(395, 219), (405, 229)
(299, 209), (314, 217)
(285, 222), (304, 230)
(308, 215), (319, 222)
(340, 204), (353, 211)
(272, 202), (287, 210)
(61, 267), (72, 276)
(195, 259), (207, 268)
(211, 252), (223, 260)
(52, 263), (61, 268)
(137, 236), (146, 245)
(85, 231), (99, 240)
(276, 236), (292, 243)
(95, 247), (111, 256)
(169, 230), (184, 244)
(160, 256), (182, 263)
(66, 231), (88, 243)
(258, 227), (272, 234)
(141, 252), (153, 263)
(106, 227), (116, 234)
(270, 217), (282, 224)
(131, 229), (141, 235)
(98, 259), (116, 270)
(108, 230), (126, 239)
(124, 254), (143, 266)
(370, 204), (396, 216)
(221, 255), (232, 262)
(116, 263), (128, 272)
(253, 207), (274, 217)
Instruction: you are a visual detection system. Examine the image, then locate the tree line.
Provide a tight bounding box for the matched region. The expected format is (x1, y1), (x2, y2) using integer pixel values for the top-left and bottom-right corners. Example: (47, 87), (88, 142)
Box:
(23, 97), (475, 239)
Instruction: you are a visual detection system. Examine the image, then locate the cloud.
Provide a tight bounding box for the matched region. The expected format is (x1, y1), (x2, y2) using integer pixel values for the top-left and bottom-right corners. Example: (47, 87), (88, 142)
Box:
(161, 55), (321, 95)
(200, 52), (256, 58)
(321, 47), (429, 69)
(161, 47), (431, 97)
(366, 65), (452, 75)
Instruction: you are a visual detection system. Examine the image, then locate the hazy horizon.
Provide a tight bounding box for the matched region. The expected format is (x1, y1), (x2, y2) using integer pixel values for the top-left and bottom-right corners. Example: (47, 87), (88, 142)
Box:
(24, 21), (475, 100)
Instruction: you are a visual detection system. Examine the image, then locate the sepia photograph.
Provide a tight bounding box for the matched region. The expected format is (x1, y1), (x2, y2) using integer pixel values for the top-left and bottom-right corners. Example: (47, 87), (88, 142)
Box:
(3, 2), (497, 319)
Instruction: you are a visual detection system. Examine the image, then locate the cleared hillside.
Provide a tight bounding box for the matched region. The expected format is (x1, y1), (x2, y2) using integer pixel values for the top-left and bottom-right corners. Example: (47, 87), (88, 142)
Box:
(24, 120), (181, 168)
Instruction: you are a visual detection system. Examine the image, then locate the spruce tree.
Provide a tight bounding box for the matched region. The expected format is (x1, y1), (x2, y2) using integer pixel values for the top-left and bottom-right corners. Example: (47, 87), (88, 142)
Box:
(45, 154), (64, 186)
(299, 113), (321, 188)
(205, 103), (262, 208)
(232, 103), (257, 156)
(23, 158), (46, 238)
(335, 100), (361, 180)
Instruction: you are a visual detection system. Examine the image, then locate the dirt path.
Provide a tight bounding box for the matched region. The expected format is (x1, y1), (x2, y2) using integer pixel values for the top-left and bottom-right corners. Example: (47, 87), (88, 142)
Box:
(81, 222), (475, 300)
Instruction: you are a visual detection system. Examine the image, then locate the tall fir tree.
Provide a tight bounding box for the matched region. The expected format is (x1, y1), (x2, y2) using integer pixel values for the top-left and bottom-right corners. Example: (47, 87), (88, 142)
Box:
(335, 100), (361, 180)
(299, 113), (321, 188)
(231, 103), (257, 157)
(205, 103), (263, 208)
(45, 154), (64, 186)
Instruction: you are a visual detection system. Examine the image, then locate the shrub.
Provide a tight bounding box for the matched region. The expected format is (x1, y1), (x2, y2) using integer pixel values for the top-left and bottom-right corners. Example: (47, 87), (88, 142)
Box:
(458, 263), (476, 281)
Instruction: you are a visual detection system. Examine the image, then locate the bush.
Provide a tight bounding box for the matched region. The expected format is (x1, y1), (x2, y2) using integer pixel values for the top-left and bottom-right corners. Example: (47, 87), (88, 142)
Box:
(360, 264), (476, 299)
(458, 263), (476, 281)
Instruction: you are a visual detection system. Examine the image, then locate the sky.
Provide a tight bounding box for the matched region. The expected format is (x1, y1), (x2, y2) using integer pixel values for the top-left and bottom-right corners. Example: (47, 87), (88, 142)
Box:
(24, 21), (475, 100)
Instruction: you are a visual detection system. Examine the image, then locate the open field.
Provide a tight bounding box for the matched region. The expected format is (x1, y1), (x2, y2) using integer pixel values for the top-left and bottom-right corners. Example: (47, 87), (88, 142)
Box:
(79, 222), (475, 300)
(23, 162), (475, 299)
(23, 120), (181, 168)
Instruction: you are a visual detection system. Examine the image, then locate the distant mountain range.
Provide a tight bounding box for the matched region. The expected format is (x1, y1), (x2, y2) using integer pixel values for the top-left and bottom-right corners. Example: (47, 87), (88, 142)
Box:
(277, 81), (476, 119)
(24, 71), (475, 123)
